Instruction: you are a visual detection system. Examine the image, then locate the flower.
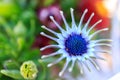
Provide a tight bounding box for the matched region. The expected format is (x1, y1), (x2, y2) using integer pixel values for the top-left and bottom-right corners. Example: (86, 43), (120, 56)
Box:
(77, 0), (110, 30)
(20, 61), (38, 79)
(37, 5), (62, 30)
(40, 8), (111, 77)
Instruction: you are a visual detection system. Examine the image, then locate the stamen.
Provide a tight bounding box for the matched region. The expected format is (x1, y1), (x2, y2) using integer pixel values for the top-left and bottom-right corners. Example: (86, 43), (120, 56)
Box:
(41, 25), (58, 35)
(87, 19), (102, 35)
(60, 11), (70, 31)
(40, 32), (57, 41)
(65, 34), (88, 56)
(59, 59), (71, 77)
(78, 9), (88, 32)
(40, 45), (59, 51)
(89, 28), (108, 40)
(47, 56), (65, 67)
(82, 12), (94, 32)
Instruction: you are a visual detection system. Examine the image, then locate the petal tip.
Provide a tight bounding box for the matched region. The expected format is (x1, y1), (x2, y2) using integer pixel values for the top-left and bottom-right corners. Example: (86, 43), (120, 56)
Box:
(49, 16), (54, 19)
(60, 10), (63, 14)
(47, 64), (52, 67)
(70, 8), (74, 11)
(40, 32), (44, 35)
(41, 56), (45, 59)
(68, 68), (72, 72)
(41, 25), (46, 28)
(59, 72), (62, 77)
(40, 48), (44, 51)
(84, 9), (88, 13)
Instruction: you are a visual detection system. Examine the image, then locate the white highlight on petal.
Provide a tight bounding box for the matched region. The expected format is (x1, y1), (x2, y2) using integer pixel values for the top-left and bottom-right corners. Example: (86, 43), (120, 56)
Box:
(82, 12), (94, 32)
(68, 59), (76, 72)
(47, 56), (65, 67)
(78, 9), (88, 32)
(41, 25), (58, 35)
(40, 45), (59, 51)
(77, 61), (84, 74)
(94, 43), (112, 47)
(70, 8), (76, 29)
(89, 28), (109, 40)
(60, 10), (70, 31)
(91, 39), (112, 43)
(83, 61), (91, 72)
(41, 51), (60, 59)
(94, 50), (111, 54)
(40, 32), (57, 41)
(87, 19), (102, 35)
(89, 59), (100, 70)
(94, 55), (106, 61)
(59, 59), (71, 77)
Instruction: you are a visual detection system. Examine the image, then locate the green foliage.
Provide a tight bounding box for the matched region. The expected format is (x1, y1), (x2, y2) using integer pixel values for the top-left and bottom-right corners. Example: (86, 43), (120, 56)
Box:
(1, 70), (23, 79)
(0, 0), (52, 78)
(0, 0), (21, 18)
(0, 0), (82, 79)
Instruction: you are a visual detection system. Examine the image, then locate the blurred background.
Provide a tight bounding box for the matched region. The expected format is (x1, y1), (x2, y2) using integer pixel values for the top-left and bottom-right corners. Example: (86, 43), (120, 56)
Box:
(0, 0), (120, 80)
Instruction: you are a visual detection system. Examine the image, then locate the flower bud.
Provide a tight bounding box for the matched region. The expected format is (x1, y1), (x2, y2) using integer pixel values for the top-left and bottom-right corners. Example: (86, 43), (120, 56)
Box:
(14, 21), (27, 37)
(20, 61), (38, 79)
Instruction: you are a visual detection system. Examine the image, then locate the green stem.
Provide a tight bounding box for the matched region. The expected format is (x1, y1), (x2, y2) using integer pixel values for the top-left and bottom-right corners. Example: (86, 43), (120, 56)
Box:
(38, 59), (46, 80)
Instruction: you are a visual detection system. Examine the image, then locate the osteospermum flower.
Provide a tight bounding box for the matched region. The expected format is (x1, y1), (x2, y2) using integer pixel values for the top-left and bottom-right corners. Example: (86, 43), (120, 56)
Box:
(40, 8), (111, 77)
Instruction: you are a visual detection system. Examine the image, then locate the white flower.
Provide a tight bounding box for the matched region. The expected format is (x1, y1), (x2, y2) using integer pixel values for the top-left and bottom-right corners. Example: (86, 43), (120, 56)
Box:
(40, 8), (111, 77)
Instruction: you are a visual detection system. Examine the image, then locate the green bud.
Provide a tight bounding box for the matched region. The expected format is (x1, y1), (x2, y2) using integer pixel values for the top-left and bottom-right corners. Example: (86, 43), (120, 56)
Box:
(17, 37), (25, 50)
(14, 21), (27, 37)
(20, 61), (38, 80)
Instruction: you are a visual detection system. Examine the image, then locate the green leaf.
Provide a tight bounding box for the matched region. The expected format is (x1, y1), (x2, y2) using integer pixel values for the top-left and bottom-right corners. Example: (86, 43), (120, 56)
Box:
(0, 70), (23, 79)
(14, 21), (27, 37)
(44, 0), (54, 6)
(0, 17), (13, 37)
(3, 60), (20, 69)
(18, 49), (40, 62)
(17, 37), (25, 51)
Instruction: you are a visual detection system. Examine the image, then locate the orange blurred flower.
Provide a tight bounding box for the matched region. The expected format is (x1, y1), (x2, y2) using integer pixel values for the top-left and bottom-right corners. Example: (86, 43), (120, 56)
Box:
(78, 0), (110, 30)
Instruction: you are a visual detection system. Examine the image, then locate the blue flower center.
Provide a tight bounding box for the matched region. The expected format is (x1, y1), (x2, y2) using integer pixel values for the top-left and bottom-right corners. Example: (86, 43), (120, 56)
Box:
(65, 33), (89, 56)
